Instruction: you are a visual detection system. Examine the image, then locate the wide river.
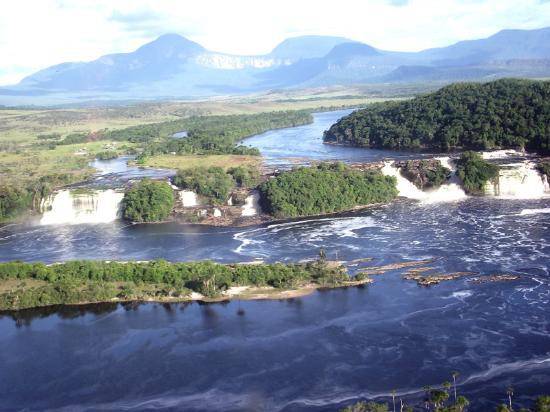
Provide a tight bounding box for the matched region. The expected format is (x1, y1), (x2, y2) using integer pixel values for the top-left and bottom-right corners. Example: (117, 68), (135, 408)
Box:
(0, 111), (549, 411)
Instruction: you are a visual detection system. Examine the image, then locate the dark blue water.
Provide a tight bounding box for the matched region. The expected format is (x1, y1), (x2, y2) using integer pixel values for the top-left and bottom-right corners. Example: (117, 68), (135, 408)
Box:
(241, 110), (422, 168)
(0, 111), (549, 411)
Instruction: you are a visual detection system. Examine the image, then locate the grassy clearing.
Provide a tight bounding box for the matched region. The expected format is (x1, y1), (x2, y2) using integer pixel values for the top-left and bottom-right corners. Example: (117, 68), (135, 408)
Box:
(0, 140), (135, 186)
(142, 154), (261, 171)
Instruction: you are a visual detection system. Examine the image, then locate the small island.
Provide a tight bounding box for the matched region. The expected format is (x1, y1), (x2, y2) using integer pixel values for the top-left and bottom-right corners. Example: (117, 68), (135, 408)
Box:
(0, 258), (371, 311)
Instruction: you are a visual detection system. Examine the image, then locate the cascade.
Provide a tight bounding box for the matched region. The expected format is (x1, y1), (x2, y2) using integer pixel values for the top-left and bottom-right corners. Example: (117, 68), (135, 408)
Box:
(241, 192), (260, 217)
(179, 190), (198, 207)
(485, 161), (550, 199)
(381, 161), (467, 203)
(40, 189), (124, 225)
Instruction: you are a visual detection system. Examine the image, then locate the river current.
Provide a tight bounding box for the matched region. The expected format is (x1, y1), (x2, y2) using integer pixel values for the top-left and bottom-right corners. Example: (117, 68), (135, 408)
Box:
(0, 110), (549, 411)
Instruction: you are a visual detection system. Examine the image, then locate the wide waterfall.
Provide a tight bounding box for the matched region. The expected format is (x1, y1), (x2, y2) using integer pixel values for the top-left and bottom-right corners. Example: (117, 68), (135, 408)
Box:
(40, 189), (124, 225)
(381, 160), (467, 203)
(485, 160), (550, 199)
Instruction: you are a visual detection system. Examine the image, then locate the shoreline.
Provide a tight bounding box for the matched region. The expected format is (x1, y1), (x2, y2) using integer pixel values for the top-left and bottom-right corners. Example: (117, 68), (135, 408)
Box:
(0, 278), (373, 313)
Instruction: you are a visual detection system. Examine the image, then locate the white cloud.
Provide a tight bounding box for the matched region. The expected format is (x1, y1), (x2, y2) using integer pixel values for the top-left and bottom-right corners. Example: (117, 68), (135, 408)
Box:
(0, 0), (549, 85)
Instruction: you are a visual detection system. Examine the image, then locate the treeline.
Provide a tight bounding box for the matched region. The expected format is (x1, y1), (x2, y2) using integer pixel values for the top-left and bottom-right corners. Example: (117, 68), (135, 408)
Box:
(259, 163), (398, 218)
(0, 259), (349, 310)
(0, 174), (80, 222)
(324, 79), (550, 154)
(110, 110), (313, 156)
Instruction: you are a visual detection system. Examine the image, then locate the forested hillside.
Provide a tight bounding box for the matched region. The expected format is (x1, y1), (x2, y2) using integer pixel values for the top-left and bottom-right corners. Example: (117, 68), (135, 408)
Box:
(324, 79), (550, 153)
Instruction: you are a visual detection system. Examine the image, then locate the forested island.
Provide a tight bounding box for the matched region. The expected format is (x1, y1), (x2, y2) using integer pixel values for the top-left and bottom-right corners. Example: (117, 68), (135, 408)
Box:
(259, 163), (398, 218)
(324, 79), (550, 153)
(0, 258), (368, 311)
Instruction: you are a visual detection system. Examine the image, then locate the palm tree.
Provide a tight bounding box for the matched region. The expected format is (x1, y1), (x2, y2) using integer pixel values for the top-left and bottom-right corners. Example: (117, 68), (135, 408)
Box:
(455, 396), (469, 412)
(391, 390), (396, 412)
(507, 386), (514, 411)
(452, 372), (460, 402)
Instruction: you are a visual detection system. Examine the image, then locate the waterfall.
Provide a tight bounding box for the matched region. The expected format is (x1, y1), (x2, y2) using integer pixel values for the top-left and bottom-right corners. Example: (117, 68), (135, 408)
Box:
(485, 161), (550, 199)
(241, 191), (260, 216)
(40, 189), (124, 225)
(381, 161), (467, 203)
(179, 190), (198, 207)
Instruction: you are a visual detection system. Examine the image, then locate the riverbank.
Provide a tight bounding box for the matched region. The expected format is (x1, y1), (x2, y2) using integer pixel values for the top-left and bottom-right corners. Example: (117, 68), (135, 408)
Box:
(0, 259), (370, 311)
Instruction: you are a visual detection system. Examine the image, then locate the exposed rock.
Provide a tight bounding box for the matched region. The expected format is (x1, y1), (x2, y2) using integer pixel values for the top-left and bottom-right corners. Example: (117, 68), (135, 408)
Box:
(403, 271), (475, 286)
(468, 274), (520, 284)
(394, 159), (451, 189)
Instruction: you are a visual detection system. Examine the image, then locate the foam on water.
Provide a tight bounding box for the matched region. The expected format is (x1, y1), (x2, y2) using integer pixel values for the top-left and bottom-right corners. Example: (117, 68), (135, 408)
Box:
(382, 161), (467, 203)
(518, 207), (550, 216)
(40, 189), (124, 225)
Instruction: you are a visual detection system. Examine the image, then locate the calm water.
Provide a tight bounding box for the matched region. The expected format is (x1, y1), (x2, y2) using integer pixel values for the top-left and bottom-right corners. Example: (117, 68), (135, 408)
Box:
(0, 111), (549, 411)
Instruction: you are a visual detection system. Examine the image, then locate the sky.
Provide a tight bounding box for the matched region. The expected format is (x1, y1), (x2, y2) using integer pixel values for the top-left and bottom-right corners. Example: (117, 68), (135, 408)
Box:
(0, 0), (549, 85)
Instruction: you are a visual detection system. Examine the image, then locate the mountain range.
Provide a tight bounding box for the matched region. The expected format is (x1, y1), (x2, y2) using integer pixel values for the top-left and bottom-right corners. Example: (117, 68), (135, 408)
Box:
(3, 27), (550, 101)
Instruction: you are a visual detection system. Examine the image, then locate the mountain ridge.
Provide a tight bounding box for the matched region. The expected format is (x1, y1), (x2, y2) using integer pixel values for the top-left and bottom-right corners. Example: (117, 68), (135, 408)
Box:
(4, 27), (550, 102)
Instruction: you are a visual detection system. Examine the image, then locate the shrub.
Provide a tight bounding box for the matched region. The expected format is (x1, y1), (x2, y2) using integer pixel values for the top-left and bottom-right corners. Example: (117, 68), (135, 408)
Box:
(456, 151), (499, 194)
(173, 167), (234, 204)
(122, 179), (175, 222)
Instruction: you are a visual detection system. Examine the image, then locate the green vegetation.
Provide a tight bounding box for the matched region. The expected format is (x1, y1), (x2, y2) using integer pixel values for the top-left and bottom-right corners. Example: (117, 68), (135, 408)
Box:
(228, 165), (260, 188)
(324, 79), (550, 153)
(0, 259), (352, 310)
(172, 165), (260, 204)
(122, 179), (175, 222)
(399, 160), (451, 189)
(259, 163), (398, 218)
(95, 150), (118, 160)
(340, 373), (548, 412)
(456, 151), (499, 194)
(110, 110), (313, 157)
(0, 174), (79, 222)
(173, 167), (235, 204)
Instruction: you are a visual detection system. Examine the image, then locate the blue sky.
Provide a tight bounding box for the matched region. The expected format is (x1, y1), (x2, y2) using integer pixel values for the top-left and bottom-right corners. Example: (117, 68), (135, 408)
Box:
(0, 0), (549, 85)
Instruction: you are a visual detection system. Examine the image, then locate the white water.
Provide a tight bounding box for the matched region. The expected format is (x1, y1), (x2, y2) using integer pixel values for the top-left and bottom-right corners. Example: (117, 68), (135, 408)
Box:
(518, 208), (550, 216)
(484, 161), (549, 199)
(40, 189), (124, 225)
(481, 149), (524, 160)
(179, 190), (198, 207)
(381, 161), (467, 203)
(241, 192), (260, 217)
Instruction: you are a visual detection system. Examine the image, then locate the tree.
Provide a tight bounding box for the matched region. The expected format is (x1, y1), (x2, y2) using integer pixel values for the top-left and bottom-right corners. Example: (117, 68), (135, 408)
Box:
(452, 372), (460, 402)
(455, 396), (469, 412)
(536, 395), (550, 412)
(341, 401), (389, 412)
(507, 386), (514, 412)
(122, 179), (175, 222)
(392, 390), (397, 412)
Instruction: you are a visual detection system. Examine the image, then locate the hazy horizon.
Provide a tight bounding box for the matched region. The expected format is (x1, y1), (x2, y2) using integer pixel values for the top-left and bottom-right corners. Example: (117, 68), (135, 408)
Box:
(1, 0), (550, 86)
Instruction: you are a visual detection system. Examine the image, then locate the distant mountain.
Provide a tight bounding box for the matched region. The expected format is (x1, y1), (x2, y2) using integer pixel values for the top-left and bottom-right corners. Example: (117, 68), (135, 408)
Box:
(3, 27), (550, 103)
(268, 35), (353, 60)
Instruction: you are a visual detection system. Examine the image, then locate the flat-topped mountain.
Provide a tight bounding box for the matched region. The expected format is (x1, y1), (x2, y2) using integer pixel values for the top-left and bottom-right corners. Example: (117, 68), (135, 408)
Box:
(3, 27), (550, 101)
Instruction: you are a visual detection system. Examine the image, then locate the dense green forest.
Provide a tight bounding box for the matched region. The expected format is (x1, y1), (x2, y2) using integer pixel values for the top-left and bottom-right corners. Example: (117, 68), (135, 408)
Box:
(324, 79), (550, 153)
(259, 163), (398, 218)
(172, 165), (259, 204)
(0, 259), (349, 310)
(121, 179), (175, 222)
(456, 152), (500, 194)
